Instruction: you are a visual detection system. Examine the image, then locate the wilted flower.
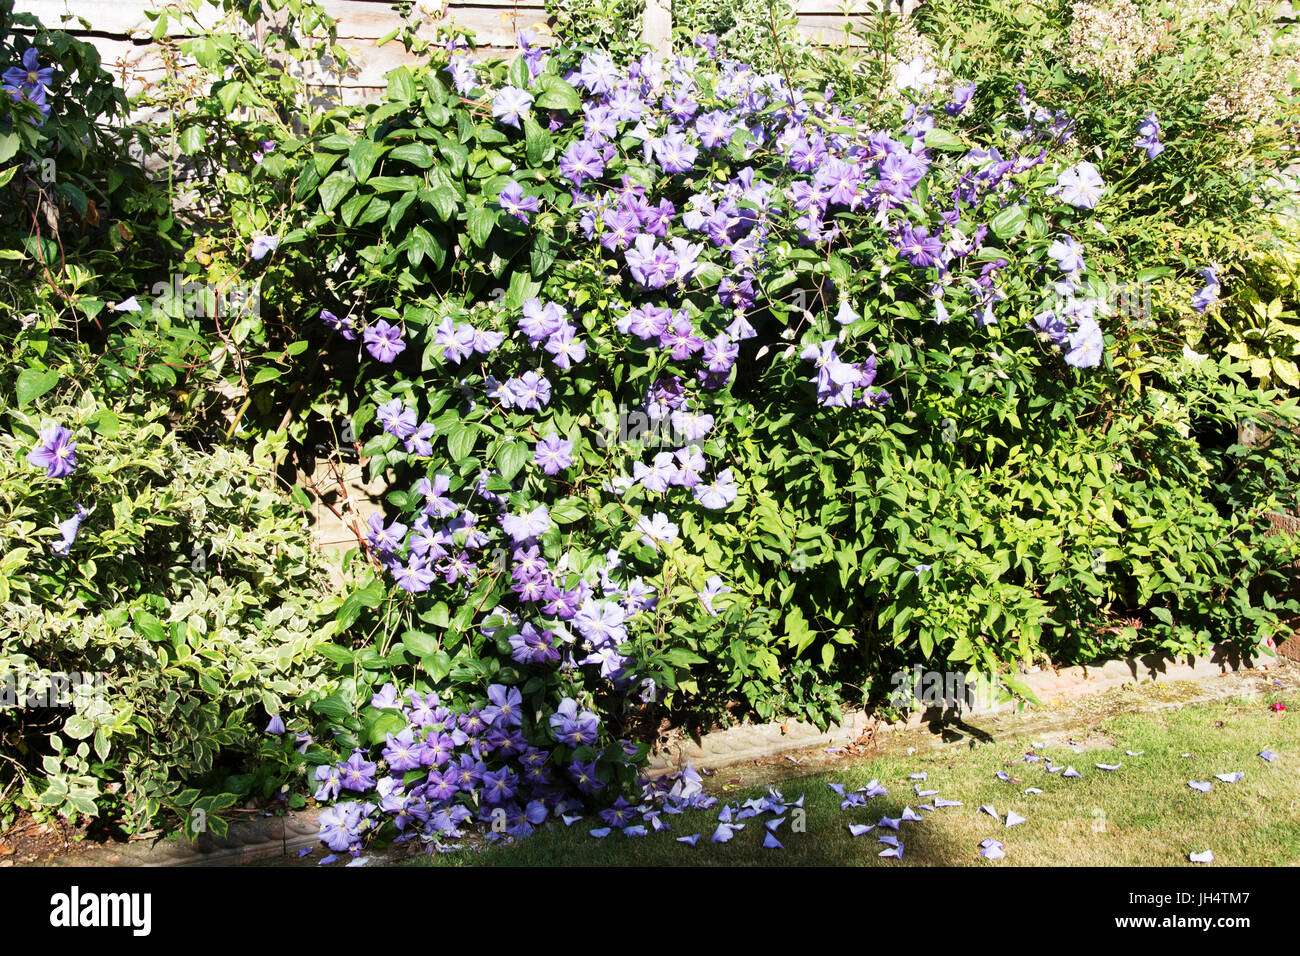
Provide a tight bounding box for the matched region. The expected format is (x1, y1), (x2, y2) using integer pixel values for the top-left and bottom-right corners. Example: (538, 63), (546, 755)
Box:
(250, 235), (279, 260)
(1191, 266), (1221, 313)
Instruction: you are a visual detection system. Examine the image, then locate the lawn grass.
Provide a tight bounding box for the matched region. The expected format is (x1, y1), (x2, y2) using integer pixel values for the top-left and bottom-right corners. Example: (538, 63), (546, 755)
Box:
(409, 692), (1299, 867)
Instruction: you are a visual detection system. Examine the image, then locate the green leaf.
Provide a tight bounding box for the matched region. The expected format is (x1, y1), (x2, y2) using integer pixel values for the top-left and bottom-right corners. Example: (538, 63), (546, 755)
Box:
(134, 611), (167, 643)
(508, 57), (531, 90)
(318, 169), (356, 213)
(401, 630), (439, 657)
(924, 128), (966, 151)
(64, 715), (94, 740)
(447, 425), (479, 462)
(662, 648), (706, 668)
(178, 125), (206, 156)
(364, 710), (408, 745)
(426, 185), (459, 221)
(467, 206), (497, 247)
(1273, 357), (1300, 388)
(369, 175), (422, 193)
(387, 66), (416, 103)
(549, 497), (585, 524)
(311, 692), (352, 720)
(16, 367), (58, 406)
(407, 224), (438, 266)
(390, 143), (435, 169)
(347, 140), (385, 183)
(989, 205), (1026, 240)
(523, 118), (553, 166)
(496, 440), (530, 482)
(421, 650), (453, 682)
(56, 183), (88, 219)
(535, 75), (582, 112)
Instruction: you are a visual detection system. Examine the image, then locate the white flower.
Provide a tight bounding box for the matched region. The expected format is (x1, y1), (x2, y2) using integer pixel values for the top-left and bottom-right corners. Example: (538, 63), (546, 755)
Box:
(894, 56), (937, 90)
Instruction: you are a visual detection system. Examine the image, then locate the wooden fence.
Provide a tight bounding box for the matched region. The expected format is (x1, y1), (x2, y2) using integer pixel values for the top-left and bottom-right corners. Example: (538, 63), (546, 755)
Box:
(8, 0), (905, 103)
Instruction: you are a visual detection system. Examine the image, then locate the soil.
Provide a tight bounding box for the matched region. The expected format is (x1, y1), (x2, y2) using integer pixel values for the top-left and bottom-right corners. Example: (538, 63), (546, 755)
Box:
(0, 813), (102, 866)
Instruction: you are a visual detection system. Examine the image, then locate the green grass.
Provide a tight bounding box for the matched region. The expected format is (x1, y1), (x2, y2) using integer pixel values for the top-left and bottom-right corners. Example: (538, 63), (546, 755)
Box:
(410, 693), (1300, 866)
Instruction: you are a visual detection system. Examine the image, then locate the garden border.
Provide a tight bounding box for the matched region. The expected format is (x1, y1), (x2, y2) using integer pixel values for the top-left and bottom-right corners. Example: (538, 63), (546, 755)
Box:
(39, 642), (1285, 867)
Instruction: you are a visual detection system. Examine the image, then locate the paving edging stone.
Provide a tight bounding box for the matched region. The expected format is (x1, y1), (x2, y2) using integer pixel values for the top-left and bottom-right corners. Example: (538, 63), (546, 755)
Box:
(47, 642), (1275, 866)
(644, 642), (1270, 775)
(48, 809), (322, 868)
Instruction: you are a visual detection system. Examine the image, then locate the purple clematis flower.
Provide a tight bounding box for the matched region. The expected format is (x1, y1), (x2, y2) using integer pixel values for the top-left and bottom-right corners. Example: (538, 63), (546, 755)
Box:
(559, 139), (606, 185)
(501, 505), (552, 542)
(497, 181), (540, 222)
(28, 425), (77, 478)
(534, 434), (574, 475)
(320, 309), (357, 340)
(364, 320), (407, 363)
(4, 49), (54, 93)
(1052, 162), (1105, 209)
(1064, 317), (1104, 368)
(492, 86), (533, 128)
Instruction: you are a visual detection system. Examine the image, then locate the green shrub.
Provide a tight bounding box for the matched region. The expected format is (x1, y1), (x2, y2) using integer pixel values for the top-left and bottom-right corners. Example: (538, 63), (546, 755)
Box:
(0, 354), (340, 833)
(910, 0), (1300, 389)
(257, 28), (1300, 748)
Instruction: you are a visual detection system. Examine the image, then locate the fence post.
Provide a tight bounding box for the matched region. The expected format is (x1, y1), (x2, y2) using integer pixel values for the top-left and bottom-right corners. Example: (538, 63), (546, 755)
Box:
(642, 0), (672, 56)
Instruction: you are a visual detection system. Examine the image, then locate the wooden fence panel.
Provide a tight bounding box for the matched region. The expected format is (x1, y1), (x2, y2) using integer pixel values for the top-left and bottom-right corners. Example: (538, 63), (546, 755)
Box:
(7, 0), (911, 100)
